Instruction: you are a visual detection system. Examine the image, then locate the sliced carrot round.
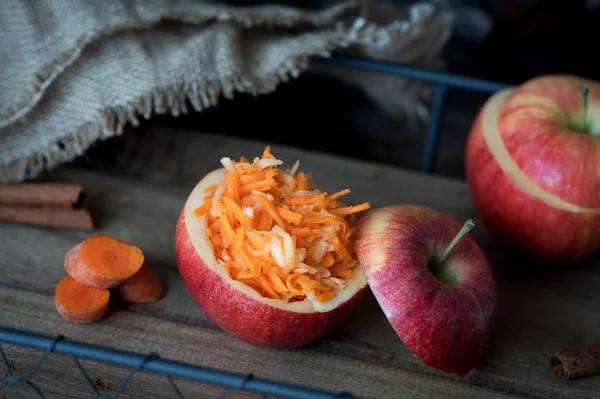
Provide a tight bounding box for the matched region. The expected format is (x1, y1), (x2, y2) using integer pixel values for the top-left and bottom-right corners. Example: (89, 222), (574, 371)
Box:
(54, 276), (110, 324)
(115, 263), (165, 304)
(65, 235), (144, 289)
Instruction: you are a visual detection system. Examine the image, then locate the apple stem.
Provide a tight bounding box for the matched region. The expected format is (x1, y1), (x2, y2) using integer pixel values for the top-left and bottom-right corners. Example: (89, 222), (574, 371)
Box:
(438, 220), (475, 265)
(581, 86), (589, 134)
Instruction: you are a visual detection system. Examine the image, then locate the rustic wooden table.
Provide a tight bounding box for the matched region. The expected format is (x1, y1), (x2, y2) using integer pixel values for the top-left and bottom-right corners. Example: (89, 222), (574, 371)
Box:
(1, 127), (599, 398)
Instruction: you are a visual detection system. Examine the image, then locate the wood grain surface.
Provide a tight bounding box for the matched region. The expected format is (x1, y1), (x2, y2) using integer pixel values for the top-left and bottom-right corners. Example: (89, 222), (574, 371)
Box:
(1, 127), (599, 399)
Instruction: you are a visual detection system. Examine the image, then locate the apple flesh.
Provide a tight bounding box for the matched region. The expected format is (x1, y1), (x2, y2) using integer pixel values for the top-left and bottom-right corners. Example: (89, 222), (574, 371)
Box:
(465, 75), (600, 264)
(175, 168), (368, 348)
(354, 205), (497, 376)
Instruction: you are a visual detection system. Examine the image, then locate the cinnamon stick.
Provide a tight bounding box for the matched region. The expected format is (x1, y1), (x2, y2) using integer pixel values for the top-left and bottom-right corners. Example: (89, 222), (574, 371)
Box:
(0, 183), (83, 207)
(550, 347), (600, 380)
(0, 205), (93, 230)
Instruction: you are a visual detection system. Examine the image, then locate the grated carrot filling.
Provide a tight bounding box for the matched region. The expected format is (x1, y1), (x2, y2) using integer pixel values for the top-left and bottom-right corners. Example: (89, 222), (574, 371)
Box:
(195, 147), (370, 303)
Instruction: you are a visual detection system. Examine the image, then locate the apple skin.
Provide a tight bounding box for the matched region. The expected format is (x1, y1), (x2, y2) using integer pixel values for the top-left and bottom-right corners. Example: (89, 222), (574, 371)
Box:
(465, 75), (600, 264)
(175, 212), (366, 348)
(354, 205), (497, 376)
(174, 169), (367, 348)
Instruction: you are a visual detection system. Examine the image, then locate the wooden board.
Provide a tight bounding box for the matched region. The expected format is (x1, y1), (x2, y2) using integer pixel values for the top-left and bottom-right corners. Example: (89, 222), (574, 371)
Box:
(1, 127), (599, 399)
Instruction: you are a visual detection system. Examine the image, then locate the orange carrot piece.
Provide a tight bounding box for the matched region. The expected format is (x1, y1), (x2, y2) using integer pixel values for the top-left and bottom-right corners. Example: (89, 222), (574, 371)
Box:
(239, 179), (277, 195)
(257, 273), (279, 299)
(329, 189), (350, 200)
(291, 226), (313, 238)
(65, 235), (144, 289)
(262, 145), (271, 158)
(336, 269), (353, 280)
(322, 252), (336, 267)
(226, 171), (240, 202)
(315, 289), (336, 303)
(54, 276), (110, 324)
(282, 197), (313, 206)
(329, 202), (371, 216)
(114, 263), (165, 304)
(239, 174), (263, 185)
(266, 268), (288, 293)
(222, 196), (251, 227)
(255, 195), (287, 228)
(328, 261), (353, 276)
(234, 227), (245, 255)
(277, 207), (303, 225)
(194, 196), (213, 217)
(303, 216), (346, 226)
(219, 214), (236, 244)
(333, 237), (352, 263)
(257, 209), (273, 231)
(297, 172), (308, 191)
(203, 183), (219, 194)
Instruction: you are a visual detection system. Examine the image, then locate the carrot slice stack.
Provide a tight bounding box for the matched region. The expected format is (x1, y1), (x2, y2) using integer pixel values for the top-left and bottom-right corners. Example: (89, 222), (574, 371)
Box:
(65, 235), (144, 289)
(55, 235), (165, 324)
(115, 262), (165, 303)
(195, 146), (371, 303)
(54, 276), (110, 324)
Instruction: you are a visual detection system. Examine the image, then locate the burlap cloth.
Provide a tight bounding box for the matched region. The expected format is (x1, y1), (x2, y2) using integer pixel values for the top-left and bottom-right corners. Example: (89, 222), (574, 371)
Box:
(0, 0), (453, 183)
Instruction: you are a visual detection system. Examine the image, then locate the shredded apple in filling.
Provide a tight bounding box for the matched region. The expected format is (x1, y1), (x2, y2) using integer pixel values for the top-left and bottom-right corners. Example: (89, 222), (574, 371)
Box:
(194, 147), (371, 303)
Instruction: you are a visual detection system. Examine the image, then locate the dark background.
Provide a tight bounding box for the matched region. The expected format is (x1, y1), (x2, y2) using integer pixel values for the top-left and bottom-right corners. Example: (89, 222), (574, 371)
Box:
(80, 0), (600, 179)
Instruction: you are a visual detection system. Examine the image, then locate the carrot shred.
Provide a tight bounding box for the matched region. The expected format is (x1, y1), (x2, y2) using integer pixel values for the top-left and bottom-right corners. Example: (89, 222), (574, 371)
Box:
(194, 196), (213, 217)
(222, 197), (251, 227)
(297, 172), (309, 191)
(291, 226), (313, 238)
(258, 209), (273, 231)
(204, 183), (219, 194)
(277, 207), (303, 225)
(267, 268), (288, 293)
(262, 145), (271, 159)
(197, 147), (370, 303)
(315, 289), (337, 303)
(256, 195), (287, 228)
(329, 202), (371, 216)
(257, 273), (279, 298)
(329, 189), (350, 200)
(336, 269), (353, 280)
(226, 171), (240, 202)
(240, 174), (263, 185)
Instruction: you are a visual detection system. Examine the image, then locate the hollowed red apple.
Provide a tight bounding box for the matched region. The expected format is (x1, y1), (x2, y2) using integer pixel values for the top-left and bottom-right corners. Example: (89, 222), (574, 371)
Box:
(466, 75), (600, 264)
(355, 205), (497, 376)
(175, 161), (368, 348)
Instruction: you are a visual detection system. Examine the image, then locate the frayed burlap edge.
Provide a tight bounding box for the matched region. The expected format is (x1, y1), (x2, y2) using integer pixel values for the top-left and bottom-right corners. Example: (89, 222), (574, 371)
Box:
(0, 0), (447, 183)
(0, 0), (362, 129)
(0, 30), (356, 182)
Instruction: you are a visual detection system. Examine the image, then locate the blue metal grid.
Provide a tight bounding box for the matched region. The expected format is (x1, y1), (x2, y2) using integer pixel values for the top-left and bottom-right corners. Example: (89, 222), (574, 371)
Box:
(0, 55), (510, 399)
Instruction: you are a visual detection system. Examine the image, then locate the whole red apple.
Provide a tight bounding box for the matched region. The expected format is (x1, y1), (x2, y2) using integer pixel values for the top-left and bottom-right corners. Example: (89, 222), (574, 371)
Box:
(354, 205), (497, 376)
(465, 75), (600, 264)
(175, 168), (367, 348)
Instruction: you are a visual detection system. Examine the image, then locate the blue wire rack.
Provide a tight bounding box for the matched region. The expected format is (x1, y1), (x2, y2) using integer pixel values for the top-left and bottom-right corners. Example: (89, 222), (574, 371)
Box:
(0, 55), (510, 399)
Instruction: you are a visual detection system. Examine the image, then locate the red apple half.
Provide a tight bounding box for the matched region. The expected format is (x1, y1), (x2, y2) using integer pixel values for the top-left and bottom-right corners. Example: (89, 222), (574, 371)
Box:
(466, 75), (600, 264)
(175, 168), (368, 348)
(354, 205), (497, 376)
